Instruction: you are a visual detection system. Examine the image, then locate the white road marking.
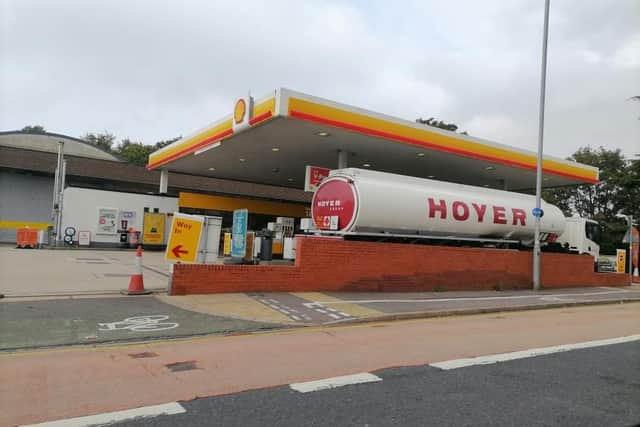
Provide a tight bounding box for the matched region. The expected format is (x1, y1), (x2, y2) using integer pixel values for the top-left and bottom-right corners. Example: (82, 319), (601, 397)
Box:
(430, 334), (640, 370)
(98, 315), (178, 332)
(313, 289), (630, 305)
(290, 373), (382, 393)
(22, 402), (186, 426)
(338, 312), (351, 317)
(327, 313), (341, 319)
(290, 315), (301, 321)
(315, 309), (327, 314)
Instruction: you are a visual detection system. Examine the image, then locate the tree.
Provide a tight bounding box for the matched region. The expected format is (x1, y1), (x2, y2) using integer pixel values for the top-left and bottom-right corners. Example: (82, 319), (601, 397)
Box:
(114, 136), (181, 166)
(116, 139), (155, 166)
(542, 146), (638, 254)
(416, 117), (463, 133)
(84, 132), (116, 153)
(21, 125), (46, 134)
(82, 131), (181, 165)
(152, 136), (181, 150)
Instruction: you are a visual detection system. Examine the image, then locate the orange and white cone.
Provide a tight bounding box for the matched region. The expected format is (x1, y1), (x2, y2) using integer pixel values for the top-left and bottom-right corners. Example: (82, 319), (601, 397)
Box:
(633, 267), (640, 284)
(121, 245), (152, 295)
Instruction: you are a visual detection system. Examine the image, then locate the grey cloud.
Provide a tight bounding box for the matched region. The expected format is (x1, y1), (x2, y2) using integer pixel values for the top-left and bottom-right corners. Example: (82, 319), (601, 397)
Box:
(1, 0), (638, 159)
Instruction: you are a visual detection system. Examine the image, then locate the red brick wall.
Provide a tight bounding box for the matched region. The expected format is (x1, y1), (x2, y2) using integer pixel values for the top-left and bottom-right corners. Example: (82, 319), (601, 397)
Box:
(170, 236), (628, 295)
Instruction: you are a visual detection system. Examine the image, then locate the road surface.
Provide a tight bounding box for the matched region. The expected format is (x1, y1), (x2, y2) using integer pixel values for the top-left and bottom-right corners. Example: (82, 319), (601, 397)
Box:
(3, 303), (638, 426)
(115, 340), (640, 427)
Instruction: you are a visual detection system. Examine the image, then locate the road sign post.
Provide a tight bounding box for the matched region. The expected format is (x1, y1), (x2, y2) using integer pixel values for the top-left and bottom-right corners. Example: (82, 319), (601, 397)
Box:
(165, 213), (204, 263)
(533, 0), (551, 292)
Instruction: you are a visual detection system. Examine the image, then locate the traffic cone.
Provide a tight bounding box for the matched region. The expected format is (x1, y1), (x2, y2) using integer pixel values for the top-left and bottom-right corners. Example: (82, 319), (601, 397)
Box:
(633, 267), (640, 284)
(121, 245), (152, 295)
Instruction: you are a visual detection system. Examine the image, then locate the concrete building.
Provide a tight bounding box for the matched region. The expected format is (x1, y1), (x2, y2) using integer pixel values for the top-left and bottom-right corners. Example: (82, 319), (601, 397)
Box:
(0, 131), (120, 243)
(0, 130), (310, 245)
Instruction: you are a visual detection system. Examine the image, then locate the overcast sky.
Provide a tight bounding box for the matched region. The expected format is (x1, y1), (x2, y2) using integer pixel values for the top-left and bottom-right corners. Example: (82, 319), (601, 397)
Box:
(1, 0), (638, 159)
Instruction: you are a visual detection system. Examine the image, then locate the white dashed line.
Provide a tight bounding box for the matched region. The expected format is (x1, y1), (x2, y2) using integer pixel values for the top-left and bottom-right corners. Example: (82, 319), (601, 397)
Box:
(430, 335), (640, 370)
(21, 402), (186, 426)
(327, 313), (341, 319)
(290, 373), (382, 393)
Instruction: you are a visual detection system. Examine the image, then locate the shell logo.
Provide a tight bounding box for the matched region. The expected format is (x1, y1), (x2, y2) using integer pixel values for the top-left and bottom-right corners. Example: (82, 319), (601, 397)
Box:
(234, 99), (246, 124)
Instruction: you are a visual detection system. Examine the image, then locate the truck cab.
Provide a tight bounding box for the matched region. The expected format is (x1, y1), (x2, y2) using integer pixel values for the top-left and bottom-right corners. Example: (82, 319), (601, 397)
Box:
(555, 217), (601, 259)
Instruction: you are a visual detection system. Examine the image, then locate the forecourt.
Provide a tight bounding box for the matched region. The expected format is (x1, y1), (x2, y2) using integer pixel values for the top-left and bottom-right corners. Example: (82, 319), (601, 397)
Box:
(146, 88), (622, 294)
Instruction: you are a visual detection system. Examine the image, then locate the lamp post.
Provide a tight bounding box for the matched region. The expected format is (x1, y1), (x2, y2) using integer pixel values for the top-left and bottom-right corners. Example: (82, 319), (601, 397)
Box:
(616, 214), (633, 285)
(533, 0), (551, 291)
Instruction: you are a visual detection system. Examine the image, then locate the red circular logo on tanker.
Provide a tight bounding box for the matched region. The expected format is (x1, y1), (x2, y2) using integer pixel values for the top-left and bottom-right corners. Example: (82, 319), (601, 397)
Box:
(311, 178), (357, 231)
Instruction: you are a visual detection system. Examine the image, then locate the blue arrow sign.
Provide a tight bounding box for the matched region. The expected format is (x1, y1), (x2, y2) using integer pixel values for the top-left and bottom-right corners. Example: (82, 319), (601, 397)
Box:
(532, 207), (544, 218)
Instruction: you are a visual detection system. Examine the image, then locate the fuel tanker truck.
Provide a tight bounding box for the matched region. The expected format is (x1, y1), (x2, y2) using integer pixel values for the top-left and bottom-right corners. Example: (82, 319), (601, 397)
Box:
(311, 168), (601, 259)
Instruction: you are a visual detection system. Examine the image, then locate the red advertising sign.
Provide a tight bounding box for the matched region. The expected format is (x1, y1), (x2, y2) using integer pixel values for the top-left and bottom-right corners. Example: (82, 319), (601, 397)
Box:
(304, 165), (330, 192)
(311, 177), (357, 231)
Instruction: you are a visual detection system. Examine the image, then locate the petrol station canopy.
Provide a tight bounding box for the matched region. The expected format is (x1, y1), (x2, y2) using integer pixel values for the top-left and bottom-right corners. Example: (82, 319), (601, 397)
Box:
(147, 88), (598, 192)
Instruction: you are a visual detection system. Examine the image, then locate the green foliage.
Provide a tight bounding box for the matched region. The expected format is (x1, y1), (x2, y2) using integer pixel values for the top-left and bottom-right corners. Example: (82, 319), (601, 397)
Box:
(117, 139), (154, 166)
(84, 132), (116, 153)
(543, 146), (639, 254)
(21, 125), (46, 134)
(416, 117), (461, 133)
(82, 132), (181, 166)
(153, 136), (181, 149)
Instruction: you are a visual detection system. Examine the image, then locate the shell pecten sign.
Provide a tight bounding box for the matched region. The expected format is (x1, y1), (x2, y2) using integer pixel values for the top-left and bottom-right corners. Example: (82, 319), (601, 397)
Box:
(234, 98), (246, 124)
(232, 95), (253, 132)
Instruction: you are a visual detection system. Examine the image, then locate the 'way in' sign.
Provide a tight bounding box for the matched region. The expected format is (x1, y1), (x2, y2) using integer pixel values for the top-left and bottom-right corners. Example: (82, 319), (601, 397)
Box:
(173, 220), (193, 234)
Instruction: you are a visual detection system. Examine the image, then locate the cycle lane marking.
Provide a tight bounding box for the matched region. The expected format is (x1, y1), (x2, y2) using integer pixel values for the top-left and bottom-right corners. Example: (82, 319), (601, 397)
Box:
(98, 315), (179, 332)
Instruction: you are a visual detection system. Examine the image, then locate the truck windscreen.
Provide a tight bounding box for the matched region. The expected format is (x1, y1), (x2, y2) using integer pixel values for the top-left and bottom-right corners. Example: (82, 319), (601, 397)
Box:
(585, 222), (602, 244)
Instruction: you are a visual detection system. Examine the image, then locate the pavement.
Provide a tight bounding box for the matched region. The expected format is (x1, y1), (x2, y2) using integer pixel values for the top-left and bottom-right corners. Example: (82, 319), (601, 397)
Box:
(2, 246), (640, 353)
(0, 296), (280, 351)
(2, 303), (638, 426)
(0, 246), (170, 297)
(116, 340), (640, 427)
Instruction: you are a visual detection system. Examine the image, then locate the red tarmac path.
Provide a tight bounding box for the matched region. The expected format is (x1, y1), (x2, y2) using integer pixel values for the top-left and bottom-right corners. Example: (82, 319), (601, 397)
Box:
(2, 303), (639, 426)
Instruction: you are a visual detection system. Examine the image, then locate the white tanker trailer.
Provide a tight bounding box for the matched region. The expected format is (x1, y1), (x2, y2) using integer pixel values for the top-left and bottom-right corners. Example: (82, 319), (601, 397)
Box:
(311, 168), (601, 259)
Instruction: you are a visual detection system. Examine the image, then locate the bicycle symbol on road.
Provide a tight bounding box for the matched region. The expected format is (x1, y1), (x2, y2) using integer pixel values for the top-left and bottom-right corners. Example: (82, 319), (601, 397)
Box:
(98, 315), (179, 332)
